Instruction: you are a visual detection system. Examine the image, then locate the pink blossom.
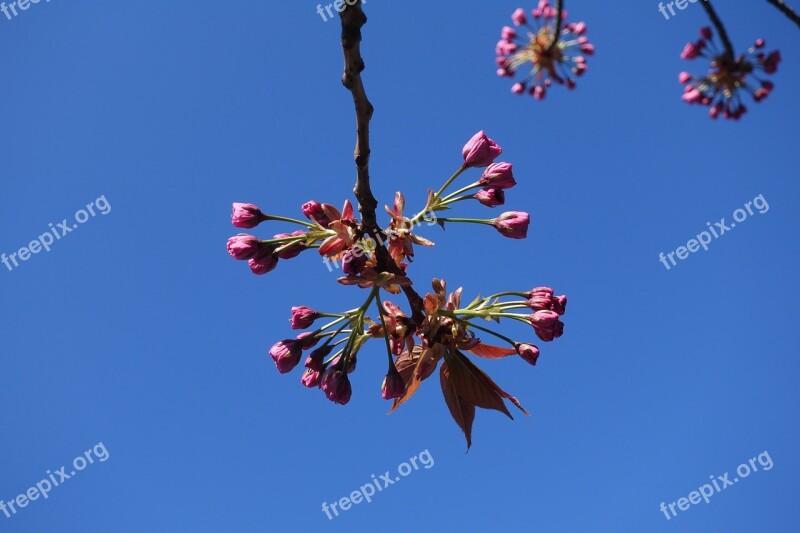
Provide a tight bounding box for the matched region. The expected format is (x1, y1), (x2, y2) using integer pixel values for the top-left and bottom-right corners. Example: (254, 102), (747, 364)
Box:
(227, 234), (262, 260)
(512, 7), (527, 26)
(320, 368), (352, 405)
(479, 162), (517, 189)
(462, 131), (503, 168)
(290, 306), (320, 330)
(231, 203), (266, 229)
(269, 340), (303, 374)
(381, 367), (406, 400)
(516, 343), (540, 366)
(491, 211), (530, 239)
(474, 188), (505, 207)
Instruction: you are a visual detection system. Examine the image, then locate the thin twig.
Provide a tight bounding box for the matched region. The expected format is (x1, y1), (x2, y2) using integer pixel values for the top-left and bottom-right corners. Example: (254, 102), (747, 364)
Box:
(547, 0), (565, 53)
(339, 5), (425, 326)
(700, 0), (735, 62)
(766, 0), (800, 28)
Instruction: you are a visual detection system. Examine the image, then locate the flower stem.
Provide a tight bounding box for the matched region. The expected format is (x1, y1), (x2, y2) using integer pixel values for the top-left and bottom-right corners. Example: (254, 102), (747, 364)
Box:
(263, 214), (315, 228)
(435, 165), (468, 198)
(457, 318), (518, 347)
(438, 217), (494, 226)
(375, 299), (395, 366)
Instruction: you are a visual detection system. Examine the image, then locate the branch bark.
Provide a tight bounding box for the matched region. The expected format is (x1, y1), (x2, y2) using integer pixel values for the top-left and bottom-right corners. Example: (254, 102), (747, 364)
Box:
(766, 0), (800, 28)
(339, 5), (425, 325)
(547, 0), (565, 53)
(700, 0), (735, 62)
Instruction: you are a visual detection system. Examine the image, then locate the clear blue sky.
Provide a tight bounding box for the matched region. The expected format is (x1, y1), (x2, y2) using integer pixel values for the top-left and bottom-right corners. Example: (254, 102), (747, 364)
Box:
(1, 1), (798, 531)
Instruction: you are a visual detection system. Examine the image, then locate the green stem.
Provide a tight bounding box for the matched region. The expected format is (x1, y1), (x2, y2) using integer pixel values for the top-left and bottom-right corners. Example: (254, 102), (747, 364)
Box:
(440, 182), (482, 203)
(438, 217), (494, 226)
(375, 299), (395, 366)
(263, 214), (316, 228)
(457, 318), (518, 347)
(435, 165), (468, 198)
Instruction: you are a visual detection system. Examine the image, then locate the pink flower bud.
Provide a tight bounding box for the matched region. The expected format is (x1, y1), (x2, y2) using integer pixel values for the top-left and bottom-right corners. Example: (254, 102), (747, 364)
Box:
(320, 368), (352, 405)
(552, 295), (567, 315)
(580, 43), (595, 55)
(502, 26), (517, 40)
(680, 42), (700, 60)
(571, 21), (587, 35)
(248, 246), (279, 275)
(479, 162), (517, 189)
(301, 368), (321, 388)
(516, 343), (540, 366)
(227, 234), (262, 260)
(305, 345), (333, 371)
(678, 71), (692, 84)
(492, 211), (530, 239)
(302, 201), (334, 228)
(511, 82), (526, 94)
(755, 38), (765, 49)
(475, 188), (505, 207)
(231, 203), (266, 229)
(290, 306), (320, 330)
(269, 340), (303, 374)
(462, 131), (503, 168)
(763, 50), (781, 73)
(297, 332), (321, 350)
(381, 367), (406, 400)
(512, 7), (527, 26)
(529, 310), (564, 342)
(700, 26), (713, 40)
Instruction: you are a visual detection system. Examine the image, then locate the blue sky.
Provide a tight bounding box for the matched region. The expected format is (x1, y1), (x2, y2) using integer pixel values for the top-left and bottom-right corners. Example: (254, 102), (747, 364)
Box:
(1, 1), (798, 531)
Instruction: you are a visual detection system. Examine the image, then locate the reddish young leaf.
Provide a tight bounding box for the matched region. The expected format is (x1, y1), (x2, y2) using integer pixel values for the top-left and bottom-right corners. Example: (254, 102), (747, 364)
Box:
(467, 342), (517, 359)
(458, 351), (530, 416)
(448, 351), (530, 417)
(389, 344), (443, 413)
(440, 363), (476, 450)
(446, 351), (512, 418)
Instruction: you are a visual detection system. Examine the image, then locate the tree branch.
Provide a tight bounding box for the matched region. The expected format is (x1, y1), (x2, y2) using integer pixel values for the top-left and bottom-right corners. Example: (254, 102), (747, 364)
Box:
(547, 0), (565, 53)
(339, 5), (425, 325)
(766, 0), (800, 28)
(700, 0), (735, 62)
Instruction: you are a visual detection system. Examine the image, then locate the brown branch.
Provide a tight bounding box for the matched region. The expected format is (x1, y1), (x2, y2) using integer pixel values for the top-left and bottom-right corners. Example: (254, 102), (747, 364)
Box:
(700, 0), (735, 62)
(547, 0), (565, 53)
(766, 0), (800, 28)
(339, 5), (425, 325)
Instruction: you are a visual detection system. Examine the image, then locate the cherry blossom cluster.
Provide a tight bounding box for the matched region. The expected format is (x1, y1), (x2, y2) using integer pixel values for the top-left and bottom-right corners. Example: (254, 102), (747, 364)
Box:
(496, 2), (593, 99)
(227, 131), (568, 444)
(680, 26), (781, 120)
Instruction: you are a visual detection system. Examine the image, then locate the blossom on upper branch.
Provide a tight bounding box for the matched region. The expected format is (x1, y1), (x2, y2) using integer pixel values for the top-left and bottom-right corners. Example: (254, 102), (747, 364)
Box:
(680, 27), (780, 120)
(497, 2), (592, 99)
